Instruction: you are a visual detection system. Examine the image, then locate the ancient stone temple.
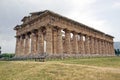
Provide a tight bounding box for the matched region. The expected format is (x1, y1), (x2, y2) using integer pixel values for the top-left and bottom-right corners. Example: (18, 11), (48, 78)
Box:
(14, 10), (115, 58)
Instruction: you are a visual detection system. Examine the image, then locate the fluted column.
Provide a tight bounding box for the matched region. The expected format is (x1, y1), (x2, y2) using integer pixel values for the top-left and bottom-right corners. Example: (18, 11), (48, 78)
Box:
(111, 42), (115, 55)
(98, 39), (102, 55)
(46, 26), (53, 54)
(15, 36), (20, 56)
(53, 28), (57, 54)
(19, 36), (22, 56)
(108, 42), (110, 54)
(31, 32), (35, 54)
(94, 38), (98, 54)
(97, 39), (100, 54)
(37, 29), (44, 54)
(101, 40), (104, 55)
(79, 34), (85, 54)
(106, 41), (109, 54)
(25, 34), (30, 55)
(91, 37), (95, 54)
(57, 28), (63, 54)
(103, 40), (106, 55)
(21, 35), (25, 55)
(78, 34), (81, 54)
(89, 36), (92, 54)
(72, 32), (78, 54)
(85, 35), (90, 54)
(104, 41), (107, 54)
(65, 30), (71, 54)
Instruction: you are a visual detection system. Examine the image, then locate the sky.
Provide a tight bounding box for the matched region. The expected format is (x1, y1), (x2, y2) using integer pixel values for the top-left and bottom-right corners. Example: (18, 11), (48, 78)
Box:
(0, 0), (120, 53)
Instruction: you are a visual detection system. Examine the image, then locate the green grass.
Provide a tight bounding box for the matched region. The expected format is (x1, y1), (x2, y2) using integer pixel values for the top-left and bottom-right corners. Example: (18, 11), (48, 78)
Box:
(0, 56), (120, 80)
(60, 57), (120, 68)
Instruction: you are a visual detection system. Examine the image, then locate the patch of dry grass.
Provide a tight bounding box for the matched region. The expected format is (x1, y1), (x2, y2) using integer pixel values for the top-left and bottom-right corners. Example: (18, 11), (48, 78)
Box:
(0, 57), (120, 80)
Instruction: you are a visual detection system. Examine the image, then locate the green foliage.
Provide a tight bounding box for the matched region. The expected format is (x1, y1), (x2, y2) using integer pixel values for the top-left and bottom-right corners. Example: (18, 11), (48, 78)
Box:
(0, 53), (15, 59)
(115, 49), (120, 56)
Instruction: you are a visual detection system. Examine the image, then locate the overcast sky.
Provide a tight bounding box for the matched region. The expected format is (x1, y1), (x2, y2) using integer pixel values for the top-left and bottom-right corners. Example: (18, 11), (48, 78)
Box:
(0, 0), (120, 53)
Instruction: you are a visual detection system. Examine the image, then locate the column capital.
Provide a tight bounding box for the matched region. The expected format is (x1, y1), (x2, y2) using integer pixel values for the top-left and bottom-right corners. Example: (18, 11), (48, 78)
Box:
(64, 29), (71, 33)
(72, 31), (78, 35)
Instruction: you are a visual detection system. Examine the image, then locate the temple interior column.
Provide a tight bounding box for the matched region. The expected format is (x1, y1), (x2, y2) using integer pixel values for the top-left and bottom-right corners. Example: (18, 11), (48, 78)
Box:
(46, 26), (53, 54)
(57, 28), (63, 54)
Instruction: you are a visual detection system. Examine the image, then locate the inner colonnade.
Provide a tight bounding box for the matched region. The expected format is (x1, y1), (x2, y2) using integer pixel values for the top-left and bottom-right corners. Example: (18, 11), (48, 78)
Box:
(14, 10), (114, 58)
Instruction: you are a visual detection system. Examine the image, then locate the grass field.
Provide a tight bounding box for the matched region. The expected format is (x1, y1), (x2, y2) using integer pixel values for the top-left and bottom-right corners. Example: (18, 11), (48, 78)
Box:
(0, 57), (120, 80)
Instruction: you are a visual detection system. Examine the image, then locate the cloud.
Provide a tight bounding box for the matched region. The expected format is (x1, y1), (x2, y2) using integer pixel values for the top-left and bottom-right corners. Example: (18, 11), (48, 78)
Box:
(0, 0), (120, 53)
(112, 1), (120, 8)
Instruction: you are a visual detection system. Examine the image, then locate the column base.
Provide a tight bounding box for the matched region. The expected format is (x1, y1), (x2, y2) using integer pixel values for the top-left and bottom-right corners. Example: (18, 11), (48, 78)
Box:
(13, 53), (115, 60)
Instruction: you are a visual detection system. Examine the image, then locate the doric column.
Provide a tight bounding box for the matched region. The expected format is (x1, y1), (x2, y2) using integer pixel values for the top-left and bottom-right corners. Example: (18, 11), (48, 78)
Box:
(103, 40), (106, 55)
(100, 39), (102, 55)
(94, 38), (98, 54)
(31, 31), (36, 54)
(21, 35), (25, 55)
(65, 29), (71, 54)
(104, 41), (107, 54)
(106, 41), (109, 54)
(57, 28), (63, 54)
(78, 34), (80, 54)
(89, 36), (92, 54)
(46, 26), (53, 54)
(91, 37), (95, 54)
(53, 27), (57, 54)
(111, 42), (115, 55)
(101, 40), (104, 55)
(25, 34), (30, 55)
(97, 39), (100, 54)
(85, 35), (90, 54)
(15, 36), (20, 56)
(37, 28), (44, 54)
(79, 34), (85, 54)
(98, 39), (102, 55)
(72, 32), (79, 54)
(108, 42), (110, 54)
(19, 36), (22, 56)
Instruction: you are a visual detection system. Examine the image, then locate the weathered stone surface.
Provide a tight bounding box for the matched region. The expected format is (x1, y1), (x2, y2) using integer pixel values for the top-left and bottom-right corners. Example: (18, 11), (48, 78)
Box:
(14, 10), (115, 58)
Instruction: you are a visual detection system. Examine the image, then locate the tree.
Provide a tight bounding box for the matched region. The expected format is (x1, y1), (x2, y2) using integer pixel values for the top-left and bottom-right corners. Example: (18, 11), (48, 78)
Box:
(115, 49), (120, 56)
(0, 46), (1, 54)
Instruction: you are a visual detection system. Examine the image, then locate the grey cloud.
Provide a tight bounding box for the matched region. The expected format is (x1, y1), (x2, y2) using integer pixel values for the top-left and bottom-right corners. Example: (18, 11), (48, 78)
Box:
(0, 0), (120, 53)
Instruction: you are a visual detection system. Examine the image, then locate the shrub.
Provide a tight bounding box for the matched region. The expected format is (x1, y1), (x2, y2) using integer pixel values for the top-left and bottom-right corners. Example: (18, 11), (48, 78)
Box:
(0, 53), (15, 59)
